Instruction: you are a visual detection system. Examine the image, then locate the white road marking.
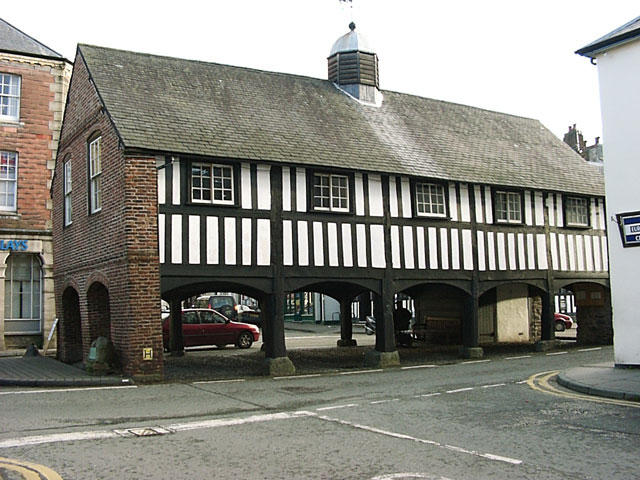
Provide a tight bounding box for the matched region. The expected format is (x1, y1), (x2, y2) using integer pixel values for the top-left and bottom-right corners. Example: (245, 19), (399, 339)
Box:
(482, 383), (506, 388)
(446, 387), (474, 394)
(370, 399), (399, 405)
(505, 355), (531, 360)
(316, 403), (359, 411)
(546, 351), (568, 356)
(286, 335), (340, 340)
(578, 347), (602, 352)
(0, 430), (119, 449)
(371, 474), (454, 480)
(418, 393), (441, 398)
(165, 412), (300, 432)
(340, 369), (383, 375)
(192, 379), (245, 385)
(400, 364), (437, 370)
(309, 412), (522, 465)
(461, 359), (491, 364)
(273, 374), (321, 380)
(516, 380), (528, 384)
(0, 385), (137, 396)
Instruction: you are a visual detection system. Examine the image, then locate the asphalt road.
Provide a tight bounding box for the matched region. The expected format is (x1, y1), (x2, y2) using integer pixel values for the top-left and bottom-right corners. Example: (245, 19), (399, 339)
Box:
(1, 343), (638, 479)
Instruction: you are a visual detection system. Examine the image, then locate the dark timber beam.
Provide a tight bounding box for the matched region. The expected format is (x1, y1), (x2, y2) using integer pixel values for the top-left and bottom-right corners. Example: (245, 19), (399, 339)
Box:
(169, 298), (184, 356)
(264, 165), (294, 375)
(338, 297), (357, 347)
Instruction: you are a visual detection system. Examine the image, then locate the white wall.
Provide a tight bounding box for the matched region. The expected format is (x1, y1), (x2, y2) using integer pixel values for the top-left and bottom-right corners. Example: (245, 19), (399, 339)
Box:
(596, 40), (640, 365)
(496, 284), (530, 342)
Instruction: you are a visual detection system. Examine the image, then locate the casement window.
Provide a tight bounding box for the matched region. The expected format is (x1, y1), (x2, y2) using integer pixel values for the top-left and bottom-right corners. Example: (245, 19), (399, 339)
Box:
(191, 163), (234, 204)
(4, 254), (42, 334)
(64, 158), (72, 225)
(0, 151), (18, 212)
(495, 191), (522, 223)
(415, 182), (446, 217)
(89, 137), (102, 213)
(0, 74), (20, 121)
(565, 196), (589, 227)
(313, 173), (349, 212)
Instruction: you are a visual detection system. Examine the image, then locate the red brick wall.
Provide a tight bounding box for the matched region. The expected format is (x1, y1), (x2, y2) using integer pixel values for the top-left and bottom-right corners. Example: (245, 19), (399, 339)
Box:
(0, 59), (57, 230)
(53, 51), (162, 380)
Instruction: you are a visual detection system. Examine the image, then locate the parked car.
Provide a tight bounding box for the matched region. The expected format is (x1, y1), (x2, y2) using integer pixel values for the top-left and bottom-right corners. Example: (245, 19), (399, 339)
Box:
(162, 308), (260, 350)
(554, 312), (574, 332)
(236, 304), (262, 327)
(194, 294), (238, 319)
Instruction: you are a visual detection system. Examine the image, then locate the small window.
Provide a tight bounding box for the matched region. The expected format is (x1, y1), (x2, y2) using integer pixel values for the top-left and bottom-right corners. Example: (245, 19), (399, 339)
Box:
(415, 182), (446, 217)
(89, 137), (102, 213)
(0, 151), (18, 212)
(0, 74), (20, 121)
(495, 191), (522, 223)
(64, 158), (72, 225)
(565, 197), (589, 227)
(313, 173), (349, 212)
(191, 163), (234, 205)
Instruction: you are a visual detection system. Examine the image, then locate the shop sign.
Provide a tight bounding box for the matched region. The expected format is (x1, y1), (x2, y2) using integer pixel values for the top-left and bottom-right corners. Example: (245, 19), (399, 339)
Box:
(0, 240), (28, 251)
(617, 212), (640, 248)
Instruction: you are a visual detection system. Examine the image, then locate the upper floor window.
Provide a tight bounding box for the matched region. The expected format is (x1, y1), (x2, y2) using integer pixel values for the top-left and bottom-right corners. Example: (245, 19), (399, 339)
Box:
(64, 158), (72, 225)
(495, 191), (522, 224)
(89, 137), (102, 213)
(191, 163), (234, 205)
(565, 197), (589, 227)
(0, 74), (20, 121)
(0, 151), (18, 212)
(313, 173), (349, 212)
(415, 182), (446, 217)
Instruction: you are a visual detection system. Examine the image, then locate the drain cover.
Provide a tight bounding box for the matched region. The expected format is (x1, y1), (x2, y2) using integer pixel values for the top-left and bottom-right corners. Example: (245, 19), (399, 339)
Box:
(114, 426), (173, 437)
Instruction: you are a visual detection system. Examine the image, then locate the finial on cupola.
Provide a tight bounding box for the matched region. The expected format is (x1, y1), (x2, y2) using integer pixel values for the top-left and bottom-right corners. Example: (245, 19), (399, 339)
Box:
(349, 21), (356, 31)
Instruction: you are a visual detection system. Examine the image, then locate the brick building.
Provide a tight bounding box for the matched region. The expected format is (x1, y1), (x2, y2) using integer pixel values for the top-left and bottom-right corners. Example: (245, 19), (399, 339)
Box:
(0, 19), (71, 350)
(53, 25), (610, 380)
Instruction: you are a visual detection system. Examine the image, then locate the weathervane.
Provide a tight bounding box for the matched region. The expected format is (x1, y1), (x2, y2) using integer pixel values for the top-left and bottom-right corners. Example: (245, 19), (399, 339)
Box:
(339, 0), (355, 25)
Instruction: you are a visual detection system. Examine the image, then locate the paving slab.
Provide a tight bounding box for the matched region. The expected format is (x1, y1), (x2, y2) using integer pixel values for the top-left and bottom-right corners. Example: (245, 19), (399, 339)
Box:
(0, 356), (132, 387)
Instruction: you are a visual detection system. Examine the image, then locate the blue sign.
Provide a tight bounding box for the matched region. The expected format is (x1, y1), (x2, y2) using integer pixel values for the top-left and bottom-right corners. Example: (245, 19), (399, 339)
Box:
(618, 213), (640, 248)
(0, 240), (28, 251)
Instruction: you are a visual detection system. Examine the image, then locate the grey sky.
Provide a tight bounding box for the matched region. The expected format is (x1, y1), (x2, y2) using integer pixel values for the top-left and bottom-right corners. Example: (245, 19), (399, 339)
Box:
(4, 1), (637, 142)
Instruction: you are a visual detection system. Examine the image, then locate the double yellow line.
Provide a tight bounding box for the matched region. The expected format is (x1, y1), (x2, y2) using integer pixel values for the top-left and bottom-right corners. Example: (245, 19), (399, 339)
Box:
(527, 371), (640, 408)
(0, 457), (62, 480)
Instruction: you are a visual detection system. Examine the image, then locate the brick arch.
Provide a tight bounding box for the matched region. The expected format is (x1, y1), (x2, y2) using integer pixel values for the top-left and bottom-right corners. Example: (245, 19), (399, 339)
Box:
(86, 281), (111, 341)
(86, 270), (110, 293)
(59, 286), (83, 364)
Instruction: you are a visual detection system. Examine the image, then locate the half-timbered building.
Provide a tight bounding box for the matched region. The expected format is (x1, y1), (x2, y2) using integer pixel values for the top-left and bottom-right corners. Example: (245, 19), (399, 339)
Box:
(52, 25), (610, 379)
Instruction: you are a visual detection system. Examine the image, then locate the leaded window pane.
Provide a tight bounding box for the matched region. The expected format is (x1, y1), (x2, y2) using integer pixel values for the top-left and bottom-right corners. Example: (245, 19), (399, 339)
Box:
(416, 183), (445, 216)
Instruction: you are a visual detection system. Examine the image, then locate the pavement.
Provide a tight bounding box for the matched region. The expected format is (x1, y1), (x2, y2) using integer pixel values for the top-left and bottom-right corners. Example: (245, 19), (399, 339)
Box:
(0, 323), (638, 403)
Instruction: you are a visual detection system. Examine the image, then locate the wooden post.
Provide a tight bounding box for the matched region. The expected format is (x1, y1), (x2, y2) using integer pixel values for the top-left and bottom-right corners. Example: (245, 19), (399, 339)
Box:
(169, 298), (184, 356)
(338, 297), (357, 347)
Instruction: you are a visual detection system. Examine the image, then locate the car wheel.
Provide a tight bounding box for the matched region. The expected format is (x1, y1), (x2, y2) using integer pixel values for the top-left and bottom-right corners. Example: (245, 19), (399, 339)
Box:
(555, 321), (566, 332)
(236, 331), (253, 349)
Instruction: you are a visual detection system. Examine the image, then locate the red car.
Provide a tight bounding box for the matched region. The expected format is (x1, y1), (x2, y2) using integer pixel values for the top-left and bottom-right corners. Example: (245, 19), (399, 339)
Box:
(162, 308), (260, 349)
(554, 312), (574, 332)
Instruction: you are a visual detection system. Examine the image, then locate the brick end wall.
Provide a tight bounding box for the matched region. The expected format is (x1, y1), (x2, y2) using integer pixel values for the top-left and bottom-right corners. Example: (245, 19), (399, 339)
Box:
(53, 52), (163, 379)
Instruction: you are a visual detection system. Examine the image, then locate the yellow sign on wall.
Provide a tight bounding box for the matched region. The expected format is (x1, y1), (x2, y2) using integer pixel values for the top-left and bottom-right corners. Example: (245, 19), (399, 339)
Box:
(143, 348), (153, 360)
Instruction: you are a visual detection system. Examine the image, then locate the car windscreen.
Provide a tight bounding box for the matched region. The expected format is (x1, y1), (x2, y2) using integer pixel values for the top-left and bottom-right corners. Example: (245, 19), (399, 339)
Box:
(211, 297), (234, 308)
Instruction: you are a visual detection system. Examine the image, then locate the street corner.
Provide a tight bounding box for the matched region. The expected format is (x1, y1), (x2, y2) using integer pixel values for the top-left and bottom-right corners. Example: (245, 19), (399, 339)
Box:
(0, 457), (63, 480)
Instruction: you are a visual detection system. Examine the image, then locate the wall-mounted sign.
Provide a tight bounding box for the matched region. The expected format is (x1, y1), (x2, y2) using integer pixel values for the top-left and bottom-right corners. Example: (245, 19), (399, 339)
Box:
(0, 240), (28, 251)
(617, 211), (640, 248)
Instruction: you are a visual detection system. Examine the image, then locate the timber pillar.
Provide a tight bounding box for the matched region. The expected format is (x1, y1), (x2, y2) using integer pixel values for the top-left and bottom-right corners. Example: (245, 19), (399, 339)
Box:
(338, 297), (357, 347)
(365, 288), (399, 368)
(169, 298), (184, 356)
(536, 289), (558, 351)
(461, 293), (483, 359)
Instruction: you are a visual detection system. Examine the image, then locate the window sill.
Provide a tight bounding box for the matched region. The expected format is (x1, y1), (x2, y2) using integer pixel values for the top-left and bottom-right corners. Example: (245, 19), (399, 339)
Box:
(0, 211), (20, 218)
(0, 120), (24, 128)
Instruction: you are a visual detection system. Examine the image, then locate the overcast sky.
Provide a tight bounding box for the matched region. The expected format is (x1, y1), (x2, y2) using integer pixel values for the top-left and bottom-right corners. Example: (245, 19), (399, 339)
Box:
(4, 1), (637, 142)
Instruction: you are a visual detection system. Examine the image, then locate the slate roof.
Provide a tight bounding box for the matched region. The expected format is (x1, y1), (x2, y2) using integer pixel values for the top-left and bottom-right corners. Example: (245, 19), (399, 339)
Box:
(78, 44), (604, 196)
(577, 16), (640, 58)
(0, 18), (64, 59)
